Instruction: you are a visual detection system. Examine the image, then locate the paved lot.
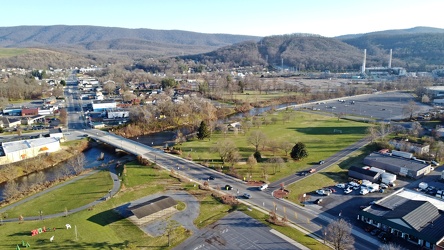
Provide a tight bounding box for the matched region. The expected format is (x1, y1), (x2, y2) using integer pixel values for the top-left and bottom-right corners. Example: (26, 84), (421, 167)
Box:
(298, 91), (433, 121)
(174, 211), (303, 250)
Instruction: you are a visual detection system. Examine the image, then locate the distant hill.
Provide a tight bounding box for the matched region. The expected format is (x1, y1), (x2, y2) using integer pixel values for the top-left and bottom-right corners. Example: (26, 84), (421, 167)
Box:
(0, 25), (260, 56)
(184, 34), (367, 71)
(336, 26), (444, 40)
(340, 28), (444, 71)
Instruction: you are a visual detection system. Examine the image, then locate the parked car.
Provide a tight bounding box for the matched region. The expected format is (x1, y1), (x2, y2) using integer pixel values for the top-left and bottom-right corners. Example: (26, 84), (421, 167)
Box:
(344, 187), (353, 194)
(360, 188), (369, 195)
(335, 183), (346, 189)
(224, 185), (233, 190)
(243, 193), (251, 199)
(314, 198), (323, 204)
(316, 189), (330, 196)
(378, 232), (389, 242)
(380, 183), (388, 189)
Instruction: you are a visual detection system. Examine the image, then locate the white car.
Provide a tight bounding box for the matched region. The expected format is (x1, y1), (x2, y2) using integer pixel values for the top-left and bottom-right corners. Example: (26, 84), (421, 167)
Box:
(316, 189), (330, 196)
(344, 187), (353, 194)
(360, 188), (369, 195)
(335, 183), (346, 189)
(380, 183), (388, 189)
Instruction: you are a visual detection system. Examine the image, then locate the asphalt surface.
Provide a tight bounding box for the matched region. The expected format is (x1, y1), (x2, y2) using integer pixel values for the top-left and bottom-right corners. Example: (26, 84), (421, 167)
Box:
(174, 211), (305, 250)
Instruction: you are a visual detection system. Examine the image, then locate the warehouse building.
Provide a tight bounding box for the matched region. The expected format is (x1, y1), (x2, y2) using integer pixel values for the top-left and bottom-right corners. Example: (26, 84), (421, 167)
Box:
(363, 152), (431, 179)
(348, 166), (381, 182)
(358, 189), (444, 249)
(0, 137), (61, 164)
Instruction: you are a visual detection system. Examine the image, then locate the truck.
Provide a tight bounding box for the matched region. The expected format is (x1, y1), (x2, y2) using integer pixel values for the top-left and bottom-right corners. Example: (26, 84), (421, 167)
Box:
(367, 183), (380, 193)
(259, 184), (268, 191)
(418, 182), (428, 190)
(381, 172), (397, 185)
(392, 150), (413, 159)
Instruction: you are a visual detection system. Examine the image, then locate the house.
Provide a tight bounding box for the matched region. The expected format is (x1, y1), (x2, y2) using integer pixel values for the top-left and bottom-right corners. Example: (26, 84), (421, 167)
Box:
(358, 189), (444, 249)
(348, 166), (381, 182)
(363, 152), (431, 179)
(0, 117), (21, 128)
(389, 139), (430, 155)
(21, 108), (39, 116)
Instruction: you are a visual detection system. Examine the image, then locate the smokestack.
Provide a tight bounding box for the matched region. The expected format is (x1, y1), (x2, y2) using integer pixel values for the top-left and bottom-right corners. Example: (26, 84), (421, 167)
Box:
(388, 49), (392, 68)
(361, 49), (366, 73)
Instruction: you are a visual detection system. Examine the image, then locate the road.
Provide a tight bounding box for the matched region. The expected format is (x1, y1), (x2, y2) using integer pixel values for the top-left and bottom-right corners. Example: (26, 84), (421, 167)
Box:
(87, 131), (380, 250)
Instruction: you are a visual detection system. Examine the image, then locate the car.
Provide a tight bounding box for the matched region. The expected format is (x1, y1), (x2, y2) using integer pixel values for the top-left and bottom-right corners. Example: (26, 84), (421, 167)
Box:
(314, 198), (323, 204)
(380, 183), (388, 189)
(335, 183), (346, 189)
(243, 193), (251, 199)
(378, 232), (389, 242)
(370, 228), (381, 236)
(208, 176), (215, 180)
(308, 168), (316, 173)
(224, 185), (233, 190)
(344, 187), (353, 194)
(431, 160), (440, 166)
(364, 225), (374, 232)
(318, 160), (325, 165)
(360, 188), (369, 195)
(316, 189), (330, 196)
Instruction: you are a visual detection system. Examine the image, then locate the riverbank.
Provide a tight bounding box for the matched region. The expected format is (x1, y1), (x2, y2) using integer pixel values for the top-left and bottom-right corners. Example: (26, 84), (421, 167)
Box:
(0, 138), (90, 184)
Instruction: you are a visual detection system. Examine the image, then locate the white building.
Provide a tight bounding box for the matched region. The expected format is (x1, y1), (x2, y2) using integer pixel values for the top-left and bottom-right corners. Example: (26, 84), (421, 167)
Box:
(0, 137), (61, 164)
(92, 100), (117, 112)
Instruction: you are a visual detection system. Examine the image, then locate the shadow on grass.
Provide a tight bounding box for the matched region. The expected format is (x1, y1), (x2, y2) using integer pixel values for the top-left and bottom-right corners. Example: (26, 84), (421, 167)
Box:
(87, 208), (126, 226)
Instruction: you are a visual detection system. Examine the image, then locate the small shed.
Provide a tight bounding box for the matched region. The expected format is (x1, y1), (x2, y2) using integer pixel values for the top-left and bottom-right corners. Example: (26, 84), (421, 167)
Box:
(128, 196), (177, 225)
(348, 166), (381, 182)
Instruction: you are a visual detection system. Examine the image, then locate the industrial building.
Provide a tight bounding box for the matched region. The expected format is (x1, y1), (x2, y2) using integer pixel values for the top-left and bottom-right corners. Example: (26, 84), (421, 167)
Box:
(363, 152), (431, 179)
(358, 189), (444, 249)
(348, 166), (381, 182)
(92, 99), (117, 112)
(0, 137), (61, 164)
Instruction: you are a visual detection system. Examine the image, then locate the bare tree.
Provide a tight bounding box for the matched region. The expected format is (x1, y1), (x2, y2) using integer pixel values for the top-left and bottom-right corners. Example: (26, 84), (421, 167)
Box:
(211, 140), (237, 164)
(225, 149), (241, 169)
(247, 130), (267, 152)
(247, 154), (257, 179)
(280, 141), (294, 156)
(325, 219), (355, 250)
(69, 154), (86, 175)
(2, 180), (19, 200)
(402, 100), (418, 120)
(35, 171), (46, 185)
(267, 157), (285, 174)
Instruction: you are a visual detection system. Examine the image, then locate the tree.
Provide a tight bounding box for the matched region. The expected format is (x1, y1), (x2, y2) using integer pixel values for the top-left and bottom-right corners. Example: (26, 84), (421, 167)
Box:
(197, 121), (210, 140)
(2, 180), (19, 200)
(247, 154), (257, 179)
(225, 149), (241, 169)
(69, 154), (86, 175)
(421, 94), (430, 103)
(212, 140), (237, 164)
(247, 130), (267, 152)
(161, 78), (177, 89)
(59, 79), (66, 86)
(402, 100), (418, 120)
(290, 142), (308, 160)
(280, 141), (294, 156)
(267, 156), (285, 174)
(325, 219), (355, 250)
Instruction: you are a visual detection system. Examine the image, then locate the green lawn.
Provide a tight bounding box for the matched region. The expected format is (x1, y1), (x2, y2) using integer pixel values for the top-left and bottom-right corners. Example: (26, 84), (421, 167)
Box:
(179, 111), (370, 182)
(193, 192), (232, 228)
(221, 90), (296, 102)
(3, 170), (113, 218)
(0, 163), (192, 249)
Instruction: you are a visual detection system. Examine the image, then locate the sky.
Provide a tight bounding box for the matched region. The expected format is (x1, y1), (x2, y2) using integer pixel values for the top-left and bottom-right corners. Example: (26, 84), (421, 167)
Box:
(2, 0), (443, 37)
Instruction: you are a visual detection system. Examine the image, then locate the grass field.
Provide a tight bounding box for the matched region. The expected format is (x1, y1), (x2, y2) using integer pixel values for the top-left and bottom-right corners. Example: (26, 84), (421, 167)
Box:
(179, 110), (370, 182)
(220, 90), (295, 102)
(3, 170), (113, 218)
(193, 192), (232, 228)
(0, 163), (192, 249)
(0, 48), (30, 58)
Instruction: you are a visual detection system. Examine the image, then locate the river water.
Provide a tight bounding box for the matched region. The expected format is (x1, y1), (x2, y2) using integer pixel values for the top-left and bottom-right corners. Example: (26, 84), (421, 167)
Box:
(0, 102), (295, 201)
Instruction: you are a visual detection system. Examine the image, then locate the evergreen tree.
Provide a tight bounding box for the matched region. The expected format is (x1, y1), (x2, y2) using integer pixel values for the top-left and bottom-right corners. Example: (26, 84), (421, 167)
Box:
(290, 142), (308, 160)
(197, 121), (210, 140)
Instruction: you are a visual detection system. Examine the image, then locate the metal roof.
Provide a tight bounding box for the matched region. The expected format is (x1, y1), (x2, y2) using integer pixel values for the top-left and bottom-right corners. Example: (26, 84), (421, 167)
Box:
(349, 166), (380, 178)
(1, 137), (59, 154)
(364, 152), (429, 171)
(128, 196), (177, 219)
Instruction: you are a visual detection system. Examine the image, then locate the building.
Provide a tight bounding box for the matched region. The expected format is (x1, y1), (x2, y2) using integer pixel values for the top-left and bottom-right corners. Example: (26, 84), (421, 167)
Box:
(0, 137), (61, 164)
(106, 109), (129, 119)
(363, 152), (431, 179)
(0, 117), (21, 128)
(348, 166), (381, 182)
(21, 108), (39, 116)
(49, 128), (64, 141)
(92, 100), (116, 112)
(127, 196), (178, 226)
(358, 189), (444, 249)
(2, 106), (22, 116)
(24, 115), (45, 125)
(389, 139), (430, 155)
